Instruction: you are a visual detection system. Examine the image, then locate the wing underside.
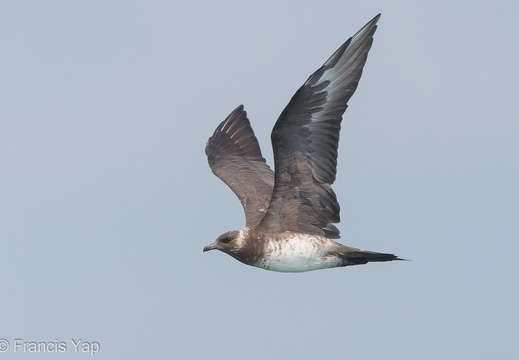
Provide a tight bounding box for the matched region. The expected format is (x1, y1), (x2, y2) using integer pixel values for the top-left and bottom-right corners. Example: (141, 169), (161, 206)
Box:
(259, 14), (381, 238)
(206, 105), (274, 227)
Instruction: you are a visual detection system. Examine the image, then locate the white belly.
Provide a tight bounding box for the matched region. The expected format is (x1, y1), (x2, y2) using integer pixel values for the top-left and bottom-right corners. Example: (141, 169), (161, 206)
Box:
(256, 235), (341, 273)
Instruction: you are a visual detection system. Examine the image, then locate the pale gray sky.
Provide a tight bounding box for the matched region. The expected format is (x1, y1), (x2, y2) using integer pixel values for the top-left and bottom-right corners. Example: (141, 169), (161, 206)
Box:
(1, 1), (518, 359)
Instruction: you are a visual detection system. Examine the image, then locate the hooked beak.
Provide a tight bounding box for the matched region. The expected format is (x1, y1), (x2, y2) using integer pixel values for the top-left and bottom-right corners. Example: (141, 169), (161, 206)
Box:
(203, 243), (217, 252)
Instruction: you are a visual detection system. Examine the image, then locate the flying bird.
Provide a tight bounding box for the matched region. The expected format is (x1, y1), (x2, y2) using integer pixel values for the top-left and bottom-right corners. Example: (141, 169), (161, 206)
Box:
(204, 14), (403, 272)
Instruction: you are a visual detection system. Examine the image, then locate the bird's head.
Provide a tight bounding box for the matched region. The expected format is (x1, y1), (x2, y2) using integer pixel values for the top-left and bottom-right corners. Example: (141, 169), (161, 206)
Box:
(203, 230), (243, 255)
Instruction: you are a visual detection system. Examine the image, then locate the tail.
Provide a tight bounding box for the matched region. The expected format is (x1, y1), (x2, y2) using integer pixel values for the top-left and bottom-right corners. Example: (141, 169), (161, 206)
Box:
(340, 250), (406, 266)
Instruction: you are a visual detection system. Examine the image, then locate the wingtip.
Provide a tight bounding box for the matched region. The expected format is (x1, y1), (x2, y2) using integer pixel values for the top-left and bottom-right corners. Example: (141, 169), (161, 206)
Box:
(369, 13), (381, 26)
(226, 104), (246, 119)
(351, 13), (381, 41)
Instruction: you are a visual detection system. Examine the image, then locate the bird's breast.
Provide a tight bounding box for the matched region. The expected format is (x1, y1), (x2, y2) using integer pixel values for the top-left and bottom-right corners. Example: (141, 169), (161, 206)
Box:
(255, 234), (341, 273)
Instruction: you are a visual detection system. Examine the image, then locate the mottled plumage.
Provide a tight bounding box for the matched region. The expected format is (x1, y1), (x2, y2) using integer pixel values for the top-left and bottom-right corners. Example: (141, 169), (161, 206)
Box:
(204, 14), (403, 272)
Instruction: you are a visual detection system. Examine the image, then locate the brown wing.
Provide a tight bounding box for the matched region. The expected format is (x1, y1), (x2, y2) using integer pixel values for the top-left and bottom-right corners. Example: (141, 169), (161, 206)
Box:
(206, 105), (274, 227)
(259, 14), (380, 239)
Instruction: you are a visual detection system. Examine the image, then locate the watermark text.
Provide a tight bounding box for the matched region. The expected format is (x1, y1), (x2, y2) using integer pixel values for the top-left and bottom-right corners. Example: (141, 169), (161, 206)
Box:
(0, 338), (100, 355)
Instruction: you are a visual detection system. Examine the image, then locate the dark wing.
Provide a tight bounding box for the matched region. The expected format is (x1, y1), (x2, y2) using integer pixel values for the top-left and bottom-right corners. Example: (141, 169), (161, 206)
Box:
(206, 105), (275, 227)
(258, 14), (380, 239)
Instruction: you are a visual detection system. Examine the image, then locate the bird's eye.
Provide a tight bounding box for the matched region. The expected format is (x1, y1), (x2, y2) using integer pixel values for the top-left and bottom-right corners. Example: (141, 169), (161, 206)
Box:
(221, 237), (232, 244)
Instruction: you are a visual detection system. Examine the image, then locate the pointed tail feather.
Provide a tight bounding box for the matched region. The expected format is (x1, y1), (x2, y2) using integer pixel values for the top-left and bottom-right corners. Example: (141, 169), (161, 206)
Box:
(341, 250), (406, 266)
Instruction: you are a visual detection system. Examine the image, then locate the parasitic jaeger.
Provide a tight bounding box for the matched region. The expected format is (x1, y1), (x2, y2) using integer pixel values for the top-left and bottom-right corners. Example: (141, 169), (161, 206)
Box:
(203, 14), (403, 272)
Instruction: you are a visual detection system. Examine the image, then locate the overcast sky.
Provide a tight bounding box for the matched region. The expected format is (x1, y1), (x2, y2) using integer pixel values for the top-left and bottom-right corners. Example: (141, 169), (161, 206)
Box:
(1, 1), (518, 359)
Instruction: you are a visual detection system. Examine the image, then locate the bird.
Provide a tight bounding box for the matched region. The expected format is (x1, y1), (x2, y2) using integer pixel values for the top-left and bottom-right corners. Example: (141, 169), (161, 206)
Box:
(203, 14), (403, 272)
